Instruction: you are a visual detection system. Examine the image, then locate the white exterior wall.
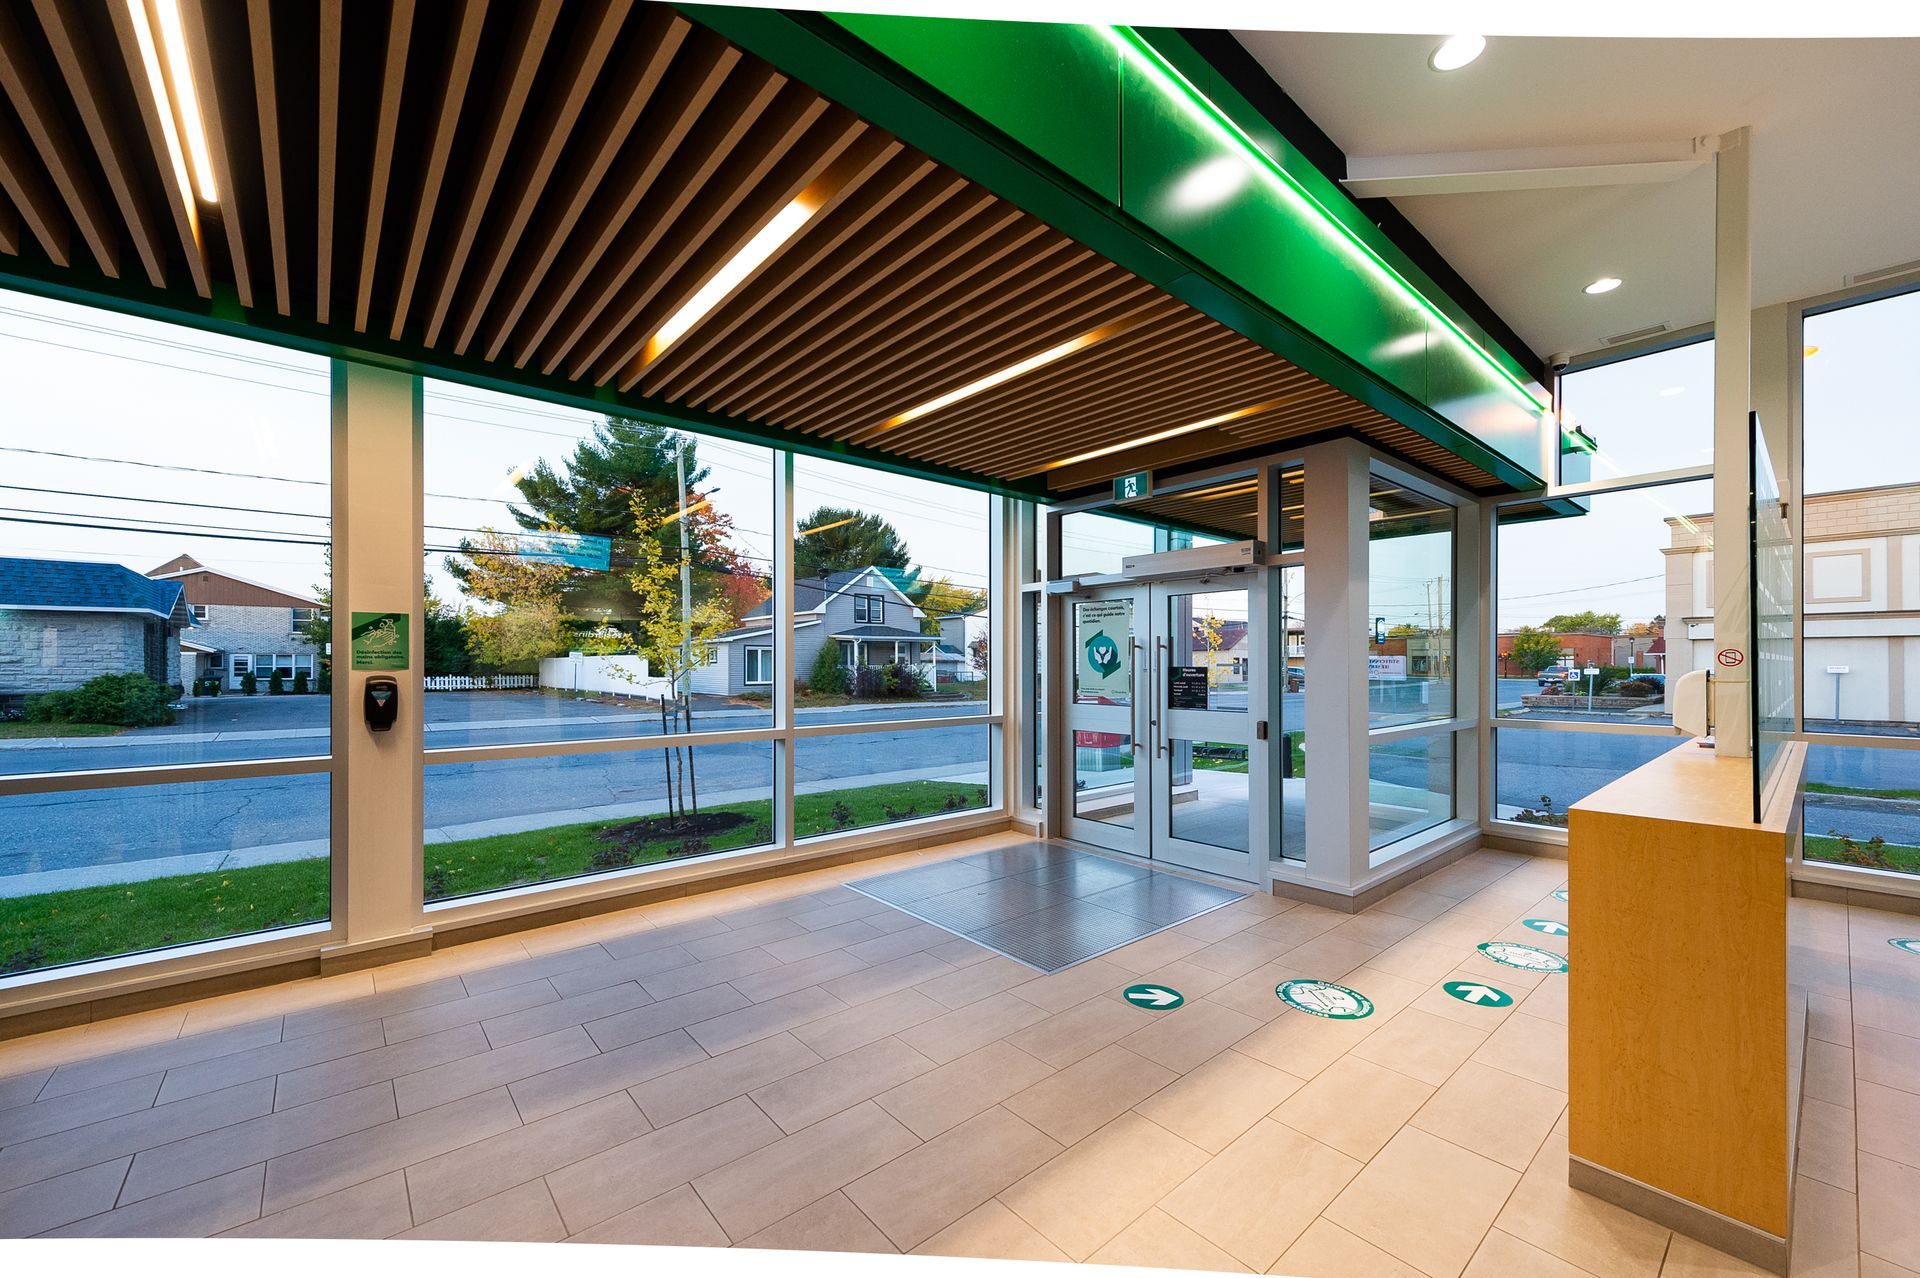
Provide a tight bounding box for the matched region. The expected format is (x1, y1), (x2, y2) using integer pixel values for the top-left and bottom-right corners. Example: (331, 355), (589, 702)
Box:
(0, 610), (149, 696)
(538, 654), (673, 699)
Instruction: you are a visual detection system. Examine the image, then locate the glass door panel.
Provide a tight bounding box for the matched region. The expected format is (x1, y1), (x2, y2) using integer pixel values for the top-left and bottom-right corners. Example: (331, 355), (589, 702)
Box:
(1152, 586), (1254, 879)
(1065, 588), (1147, 852)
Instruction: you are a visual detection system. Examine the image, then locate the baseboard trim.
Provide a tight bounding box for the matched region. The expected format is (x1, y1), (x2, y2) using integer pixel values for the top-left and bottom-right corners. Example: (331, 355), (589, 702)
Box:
(1568, 1156), (1788, 1275)
(1792, 876), (1920, 917)
(1268, 830), (1488, 914)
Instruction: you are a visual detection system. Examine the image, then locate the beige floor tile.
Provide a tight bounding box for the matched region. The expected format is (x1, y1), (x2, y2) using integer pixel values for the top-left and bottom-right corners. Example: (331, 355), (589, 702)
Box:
(0, 1075), (275, 1193)
(121, 1081), (397, 1204)
(749, 1035), (934, 1133)
(912, 1198), (1071, 1262)
(1271, 1056), (1435, 1161)
(1188, 931), (1297, 978)
(1409, 1059), (1565, 1172)
(1859, 1151), (1920, 1271)
(763, 919), (886, 964)
(686, 986), (848, 1056)
(1118, 999), (1264, 1074)
(273, 1023), (490, 1111)
(635, 949), (782, 1003)
(628, 1031), (820, 1128)
(740, 1191), (897, 1252)
(153, 1019), (386, 1104)
(1862, 1258), (1920, 1278)
(403, 1090), (648, 1222)
(48, 1162), (262, 1238)
(918, 956), (1041, 1009)
(460, 944), (613, 997)
(823, 951), (956, 1004)
(1350, 1007), (1490, 1087)
(875, 1039), (1055, 1139)
(1472, 1009), (1568, 1090)
(1495, 1148), (1671, 1278)
(1005, 993), (1146, 1069)
(1858, 1080), (1920, 1168)
(896, 990), (1050, 1065)
(1520, 971), (1571, 1026)
(1004, 1043), (1178, 1145)
(1243, 906), (1348, 951)
(225, 1169), (412, 1239)
(1327, 909), (1426, 950)
(563, 1183), (730, 1246)
(0, 1156), (133, 1236)
(261, 1086), (522, 1215)
(1788, 1174), (1858, 1278)
(1273, 1217), (1430, 1277)
(1661, 1232), (1775, 1276)
(399, 1178), (566, 1242)
(546, 1094), (782, 1234)
(1160, 1117), (1363, 1270)
(1281, 933), (1385, 981)
(692, 1099), (919, 1241)
(1370, 939), (1479, 986)
(1798, 1096), (1858, 1191)
(1103, 927), (1211, 974)
(394, 1025), (598, 1116)
(731, 950), (871, 1004)
(1325, 1127), (1520, 1278)
(1090, 1206), (1251, 1271)
(34, 1018), (282, 1100)
(1855, 1024), (1920, 1097)
(0, 1071), (163, 1147)
(1802, 1038), (1857, 1110)
(1135, 1048), (1305, 1154)
(1234, 1005), (1386, 1081)
(505, 1025), (706, 1123)
(846, 1105), (1060, 1250)
(1009, 958), (1135, 1014)
(1807, 995), (1854, 1047)
(479, 980), (654, 1048)
(684, 918), (808, 960)
(380, 980), (558, 1045)
(0, 1067), (57, 1113)
(584, 983), (751, 1052)
(1002, 1111), (1211, 1260)
(788, 988), (947, 1059)
(1462, 1226), (1593, 1276)
(1205, 962), (1309, 1023)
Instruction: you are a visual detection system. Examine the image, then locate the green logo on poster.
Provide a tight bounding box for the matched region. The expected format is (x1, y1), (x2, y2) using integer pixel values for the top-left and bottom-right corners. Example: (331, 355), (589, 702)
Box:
(1123, 984), (1183, 1010)
(1551, 888), (1568, 903)
(1521, 918), (1568, 937)
(1478, 941), (1568, 974)
(1276, 979), (1373, 1020)
(1890, 938), (1920, 957)
(1085, 630), (1122, 678)
(1441, 980), (1513, 1007)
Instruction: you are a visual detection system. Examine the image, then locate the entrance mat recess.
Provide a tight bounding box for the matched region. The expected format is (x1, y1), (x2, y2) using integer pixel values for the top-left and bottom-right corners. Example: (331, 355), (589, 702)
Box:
(849, 841), (1244, 973)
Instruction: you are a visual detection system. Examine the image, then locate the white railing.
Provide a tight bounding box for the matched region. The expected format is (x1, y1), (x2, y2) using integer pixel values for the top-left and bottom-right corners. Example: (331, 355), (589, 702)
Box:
(423, 674), (538, 691)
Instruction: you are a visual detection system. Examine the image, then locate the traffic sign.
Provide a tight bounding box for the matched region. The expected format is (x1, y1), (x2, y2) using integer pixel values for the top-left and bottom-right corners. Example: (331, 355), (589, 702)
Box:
(1551, 889), (1568, 903)
(1441, 981), (1513, 1007)
(1276, 979), (1374, 1020)
(1521, 918), (1569, 936)
(1890, 938), (1920, 958)
(1478, 941), (1568, 974)
(1123, 984), (1184, 1010)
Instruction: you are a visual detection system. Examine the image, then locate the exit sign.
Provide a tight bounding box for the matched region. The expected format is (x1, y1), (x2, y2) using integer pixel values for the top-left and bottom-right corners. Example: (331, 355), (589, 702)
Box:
(1113, 471), (1151, 502)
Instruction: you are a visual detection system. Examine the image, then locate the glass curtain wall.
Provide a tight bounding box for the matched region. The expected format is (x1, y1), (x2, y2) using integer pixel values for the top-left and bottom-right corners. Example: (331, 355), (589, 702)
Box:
(0, 289), (333, 976)
(1799, 287), (1920, 877)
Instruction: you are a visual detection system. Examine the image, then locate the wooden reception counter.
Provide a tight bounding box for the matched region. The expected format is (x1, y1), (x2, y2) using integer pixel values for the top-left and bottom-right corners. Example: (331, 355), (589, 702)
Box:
(1566, 738), (1805, 1275)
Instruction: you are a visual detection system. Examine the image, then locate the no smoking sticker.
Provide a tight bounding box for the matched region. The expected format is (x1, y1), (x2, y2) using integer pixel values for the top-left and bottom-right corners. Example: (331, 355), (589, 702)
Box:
(1717, 648), (1745, 668)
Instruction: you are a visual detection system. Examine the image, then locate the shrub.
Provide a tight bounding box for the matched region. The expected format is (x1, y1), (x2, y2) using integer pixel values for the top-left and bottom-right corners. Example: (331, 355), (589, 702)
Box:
(882, 661), (927, 698)
(851, 665), (887, 698)
(828, 800), (855, 829)
(293, 669), (310, 694)
(268, 669), (286, 695)
(24, 672), (175, 727)
(241, 671), (258, 695)
(808, 644), (848, 696)
(208, 679), (220, 697)
(316, 665), (331, 694)
(1615, 678), (1659, 698)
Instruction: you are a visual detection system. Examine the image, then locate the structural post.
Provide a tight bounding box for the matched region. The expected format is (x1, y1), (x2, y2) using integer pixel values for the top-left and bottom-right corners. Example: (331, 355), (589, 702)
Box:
(1301, 438), (1371, 891)
(327, 361), (426, 962)
(773, 452), (796, 846)
(1711, 127), (1754, 758)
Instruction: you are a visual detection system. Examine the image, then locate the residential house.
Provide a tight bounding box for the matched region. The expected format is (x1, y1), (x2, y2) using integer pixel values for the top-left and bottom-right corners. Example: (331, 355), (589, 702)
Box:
(0, 557), (187, 705)
(692, 566), (938, 695)
(147, 554), (325, 692)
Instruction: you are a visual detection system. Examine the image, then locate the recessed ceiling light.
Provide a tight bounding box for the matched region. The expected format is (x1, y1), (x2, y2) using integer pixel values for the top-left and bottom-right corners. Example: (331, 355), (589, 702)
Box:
(1584, 277), (1623, 295)
(1429, 35), (1486, 72)
(878, 321), (1146, 435)
(1803, 345), (1820, 357)
(647, 196), (820, 360)
(1039, 398), (1294, 472)
(150, 0), (217, 203)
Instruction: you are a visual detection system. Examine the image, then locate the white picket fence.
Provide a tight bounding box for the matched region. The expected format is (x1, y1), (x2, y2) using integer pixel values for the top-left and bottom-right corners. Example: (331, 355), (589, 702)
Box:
(422, 674), (538, 691)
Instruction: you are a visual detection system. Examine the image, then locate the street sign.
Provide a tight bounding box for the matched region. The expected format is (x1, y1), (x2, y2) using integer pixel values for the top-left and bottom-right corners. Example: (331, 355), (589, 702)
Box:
(1521, 918), (1569, 936)
(1551, 889), (1569, 903)
(1441, 980), (1513, 1007)
(1113, 471), (1152, 502)
(349, 612), (409, 671)
(1123, 984), (1184, 1010)
(1890, 938), (1920, 957)
(1477, 941), (1568, 974)
(1276, 979), (1374, 1020)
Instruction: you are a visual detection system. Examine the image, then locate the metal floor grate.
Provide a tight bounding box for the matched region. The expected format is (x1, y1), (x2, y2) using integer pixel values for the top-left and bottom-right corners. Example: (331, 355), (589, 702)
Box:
(849, 841), (1245, 973)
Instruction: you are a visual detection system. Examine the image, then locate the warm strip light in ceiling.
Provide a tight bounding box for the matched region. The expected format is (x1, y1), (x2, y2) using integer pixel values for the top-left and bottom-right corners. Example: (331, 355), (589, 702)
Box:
(150, 0), (217, 203)
(124, 0), (197, 214)
(656, 497), (710, 526)
(797, 515), (856, 539)
(1038, 399), (1290, 473)
(876, 328), (1113, 434)
(646, 197), (820, 361)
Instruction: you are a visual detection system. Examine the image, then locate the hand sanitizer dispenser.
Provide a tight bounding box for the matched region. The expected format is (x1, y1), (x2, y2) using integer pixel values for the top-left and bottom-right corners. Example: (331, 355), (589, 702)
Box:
(1673, 669), (1711, 740)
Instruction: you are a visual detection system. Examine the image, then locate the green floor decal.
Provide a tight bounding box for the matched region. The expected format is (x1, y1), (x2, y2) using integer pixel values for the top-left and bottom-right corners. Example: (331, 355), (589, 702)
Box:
(1441, 980), (1513, 1007)
(1276, 979), (1373, 1020)
(1478, 941), (1568, 974)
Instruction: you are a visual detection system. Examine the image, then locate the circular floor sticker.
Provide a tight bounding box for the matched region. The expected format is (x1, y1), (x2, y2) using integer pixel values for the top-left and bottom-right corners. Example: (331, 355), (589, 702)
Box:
(1478, 941), (1569, 974)
(1122, 984), (1184, 1010)
(1551, 888), (1569, 903)
(1890, 938), (1920, 957)
(1441, 980), (1514, 1007)
(1521, 918), (1569, 937)
(1276, 979), (1374, 1020)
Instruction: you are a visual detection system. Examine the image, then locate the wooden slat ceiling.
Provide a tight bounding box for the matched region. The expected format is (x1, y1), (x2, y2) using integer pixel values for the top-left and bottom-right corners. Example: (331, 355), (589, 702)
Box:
(1117, 468), (1304, 548)
(0, 0), (1505, 497)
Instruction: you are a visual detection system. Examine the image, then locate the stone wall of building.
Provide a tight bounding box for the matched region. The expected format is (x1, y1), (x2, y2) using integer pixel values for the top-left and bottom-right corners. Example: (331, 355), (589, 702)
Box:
(191, 604), (321, 660)
(0, 610), (147, 697)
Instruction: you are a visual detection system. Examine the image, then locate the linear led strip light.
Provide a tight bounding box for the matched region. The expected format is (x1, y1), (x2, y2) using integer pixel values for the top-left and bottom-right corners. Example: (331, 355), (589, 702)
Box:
(1038, 397), (1297, 473)
(125, 0), (218, 207)
(1097, 27), (1546, 415)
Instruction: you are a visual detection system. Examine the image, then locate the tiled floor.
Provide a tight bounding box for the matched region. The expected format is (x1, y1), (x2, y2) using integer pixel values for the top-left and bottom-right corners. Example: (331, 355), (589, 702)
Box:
(0, 830), (1914, 1277)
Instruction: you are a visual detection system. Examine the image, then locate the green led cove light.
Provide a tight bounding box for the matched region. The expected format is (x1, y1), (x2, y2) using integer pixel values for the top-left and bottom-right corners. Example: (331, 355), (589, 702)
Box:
(1100, 26), (1549, 414)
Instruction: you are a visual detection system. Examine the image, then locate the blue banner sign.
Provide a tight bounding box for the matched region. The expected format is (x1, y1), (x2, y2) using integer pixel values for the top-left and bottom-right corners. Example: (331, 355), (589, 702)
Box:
(515, 531), (612, 571)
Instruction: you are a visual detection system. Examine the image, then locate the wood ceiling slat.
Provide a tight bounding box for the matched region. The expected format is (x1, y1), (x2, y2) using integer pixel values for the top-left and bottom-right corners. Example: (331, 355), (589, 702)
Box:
(420, 1), (561, 347)
(539, 78), (830, 378)
(0, 191), (16, 255)
(0, 104), (69, 265)
(244, 0), (288, 315)
(315, 0), (340, 323)
(639, 149), (940, 400)
(352, 0), (416, 333)
(101, 0), (208, 295)
(579, 105), (875, 385)
(990, 383), (1328, 475)
(611, 125), (901, 390)
(387, 0), (489, 341)
(494, 30), (746, 365)
(0, 4), (119, 277)
(180, 0), (255, 309)
(700, 197), (1029, 415)
(471, 6), (696, 361)
(30, 0), (166, 288)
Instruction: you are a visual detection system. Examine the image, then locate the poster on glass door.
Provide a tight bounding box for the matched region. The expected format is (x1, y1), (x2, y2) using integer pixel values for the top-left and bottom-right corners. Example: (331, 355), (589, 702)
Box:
(1075, 599), (1133, 704)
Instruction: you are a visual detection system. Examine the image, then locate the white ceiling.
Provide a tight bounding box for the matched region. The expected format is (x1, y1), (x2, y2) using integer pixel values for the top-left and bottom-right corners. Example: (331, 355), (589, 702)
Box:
(1232, 32), (1920, 360)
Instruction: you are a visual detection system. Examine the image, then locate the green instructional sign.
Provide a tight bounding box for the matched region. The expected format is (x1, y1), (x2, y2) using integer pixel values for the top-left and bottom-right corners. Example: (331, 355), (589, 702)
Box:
(1113, 471), (1151, 502)
(1276, 979), (1373, 1020)
(350, 612), (410, 671)
(1123, 984), (1183, 1010)
(1521, 918), (1568, 937)
(1890, 938), (1920, 957)
(1441, 980), (1513, 1008)
(1074, 598), (1133, 702)
(1551, 889), (1568, 903)
(1478, 941), (1568, 974)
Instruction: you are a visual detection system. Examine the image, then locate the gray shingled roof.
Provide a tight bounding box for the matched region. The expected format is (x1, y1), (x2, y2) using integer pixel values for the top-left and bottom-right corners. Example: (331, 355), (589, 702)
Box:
(0, 557), (184, 620)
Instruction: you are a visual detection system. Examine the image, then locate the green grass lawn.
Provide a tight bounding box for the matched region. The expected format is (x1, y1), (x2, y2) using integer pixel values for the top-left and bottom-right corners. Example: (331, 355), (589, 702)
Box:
(1803, 833), (1920, 874)
(0, 720), (125, 739)
(1807, 781), (1920, 802)
(0, 779), (989, 975)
